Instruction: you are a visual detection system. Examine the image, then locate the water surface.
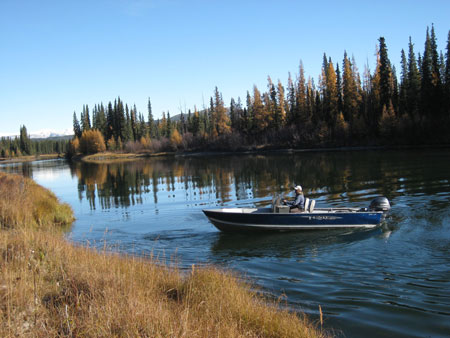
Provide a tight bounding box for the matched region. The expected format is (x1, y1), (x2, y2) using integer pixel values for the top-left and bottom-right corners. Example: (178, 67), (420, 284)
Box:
(2, 149), (449, 337)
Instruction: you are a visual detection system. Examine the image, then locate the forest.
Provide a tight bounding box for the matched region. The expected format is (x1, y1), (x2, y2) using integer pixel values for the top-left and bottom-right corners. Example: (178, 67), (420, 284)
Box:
(6, 25), (450, 158)
(0, 126), (69, 158)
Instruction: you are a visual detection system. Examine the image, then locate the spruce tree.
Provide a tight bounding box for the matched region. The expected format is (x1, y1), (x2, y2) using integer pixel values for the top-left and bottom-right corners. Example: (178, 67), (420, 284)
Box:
(421, 27), (434, 117)
(296, 61), (307, 124)
(407, 37), (421, 117)
(286, 72), (296, 123)
(73, 112), (82, 138)
(445, 31), (450, 116)
(399, 49), (409, 116)
(276, 80), (286, 129)
(148, 97), (155, 139)
(378, 37), (393, 112)
(19, 125), (31, 155)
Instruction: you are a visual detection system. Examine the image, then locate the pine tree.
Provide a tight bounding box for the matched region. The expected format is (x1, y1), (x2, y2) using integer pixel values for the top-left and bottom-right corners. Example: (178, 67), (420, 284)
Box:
(106, 102), (114, 141)
(399, 49), (409, 116)
(73, 112), (82, 138)
(342, 52), (362, 131)
(147, 97), (156, 138)
(421, 27), (434, 118)
(407, 37), (421, 117)
(19, 125), (32, 155)
(336, 63), (343, 115)
(379, 37), (393, 112)
(123, 105), (133, 142)
(296, 61), (307, 124)
(286, 72), (296, 123)
(230, 98), (237, 131)
(445, 31), (450, 116)
(267, 76), (277, 126)
(81, 105), (91, 132)
(276, 80), (286, 128)
(131, 107), (137, 141)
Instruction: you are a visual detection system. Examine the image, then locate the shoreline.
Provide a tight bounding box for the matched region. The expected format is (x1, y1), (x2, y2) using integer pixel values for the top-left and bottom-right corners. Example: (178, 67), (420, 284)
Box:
(0, 153), (64, 164)
(0, 171), (328, 337)
(75, 143), (450, 163)
(2, 143), (449, 165)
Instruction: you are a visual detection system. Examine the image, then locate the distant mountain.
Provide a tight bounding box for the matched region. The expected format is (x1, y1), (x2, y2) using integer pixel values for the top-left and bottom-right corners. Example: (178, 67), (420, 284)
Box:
(0, 129), (73, 140)
(29, 128), (73, 139)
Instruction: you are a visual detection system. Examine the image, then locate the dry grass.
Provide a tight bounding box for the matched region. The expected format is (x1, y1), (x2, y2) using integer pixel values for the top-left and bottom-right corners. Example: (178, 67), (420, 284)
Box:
(0, 172), (329, 337)
(77, 152), (173, 164)
(0, 172), (74, 230)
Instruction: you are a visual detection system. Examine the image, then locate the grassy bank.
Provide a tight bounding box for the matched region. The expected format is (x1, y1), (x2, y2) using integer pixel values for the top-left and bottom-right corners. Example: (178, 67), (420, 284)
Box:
(75, 151), (174, 164)
(0, 172), (328, 337)
(0, 154), (64, 164)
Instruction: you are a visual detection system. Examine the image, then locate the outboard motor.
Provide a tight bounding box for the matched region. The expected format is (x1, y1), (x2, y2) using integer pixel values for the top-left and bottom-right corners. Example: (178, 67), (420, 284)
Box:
(369, 197), (391, 212)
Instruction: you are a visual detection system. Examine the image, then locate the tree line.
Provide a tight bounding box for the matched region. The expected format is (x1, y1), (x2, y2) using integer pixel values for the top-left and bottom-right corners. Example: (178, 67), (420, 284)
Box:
(0, 126), (69, 158)
(70, 25), (450, 155)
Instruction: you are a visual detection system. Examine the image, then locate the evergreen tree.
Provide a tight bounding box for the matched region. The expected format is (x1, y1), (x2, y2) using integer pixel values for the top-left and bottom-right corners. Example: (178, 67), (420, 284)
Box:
(131, 107), (137, 141)
(342, 52), (362, 131)
(276, 80), (286, 129)
(147, 97), (156, 138)
(81, 104), (91, 132)
(408, 37), (421, 117)
(124, 105), (133, 142)
(336, 63), (343, 115)
(286, 72), (296, 123)
(106, 102), (114, 141)
(19, 125), (32, 155)
(230, 98), (237, 131)
(73, 112), (82, 138)
(379, 37), (393, 112)
(296, 61), (307, 123)
(421, 27), (434, 118)
(399, 49), (409, 116)
(445, 31), (450, 115)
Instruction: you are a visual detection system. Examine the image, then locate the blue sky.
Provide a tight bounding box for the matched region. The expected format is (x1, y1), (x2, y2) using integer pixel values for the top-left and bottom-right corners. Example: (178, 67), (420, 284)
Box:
(1, 0), (449, 136)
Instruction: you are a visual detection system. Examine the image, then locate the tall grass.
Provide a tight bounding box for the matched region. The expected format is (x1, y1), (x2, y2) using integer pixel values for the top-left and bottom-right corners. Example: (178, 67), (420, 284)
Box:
(0, 172), (329, 337)
(0, 172), (74, 230)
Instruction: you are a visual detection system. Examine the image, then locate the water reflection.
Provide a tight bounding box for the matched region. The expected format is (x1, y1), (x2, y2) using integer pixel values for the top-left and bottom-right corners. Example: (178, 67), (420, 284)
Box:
(211, 228), (383, 259)
(68, 149), (450, 213)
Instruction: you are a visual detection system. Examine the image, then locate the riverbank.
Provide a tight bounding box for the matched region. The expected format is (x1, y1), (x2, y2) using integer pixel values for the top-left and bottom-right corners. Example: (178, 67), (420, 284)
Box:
(67, 143), (450, 164)
(0, 153), (64, 164)
(0, 171), (328, 337)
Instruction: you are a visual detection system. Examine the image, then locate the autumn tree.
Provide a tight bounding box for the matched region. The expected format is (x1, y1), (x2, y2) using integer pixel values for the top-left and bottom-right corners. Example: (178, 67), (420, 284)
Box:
(79, 129), (106, 154)
(342, 52), (362, 132)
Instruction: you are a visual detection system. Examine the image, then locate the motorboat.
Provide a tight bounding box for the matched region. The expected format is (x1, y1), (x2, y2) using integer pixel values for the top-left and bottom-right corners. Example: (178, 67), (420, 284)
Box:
(203, 196), (390, 232)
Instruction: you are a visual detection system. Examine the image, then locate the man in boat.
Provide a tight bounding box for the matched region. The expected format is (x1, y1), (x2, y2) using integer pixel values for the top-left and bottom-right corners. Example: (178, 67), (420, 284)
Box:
(283, 185), (305, 211)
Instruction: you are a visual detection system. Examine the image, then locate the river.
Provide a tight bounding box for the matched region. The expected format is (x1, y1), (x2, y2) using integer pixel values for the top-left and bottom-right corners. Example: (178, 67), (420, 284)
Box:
(1, 149), (449, 337)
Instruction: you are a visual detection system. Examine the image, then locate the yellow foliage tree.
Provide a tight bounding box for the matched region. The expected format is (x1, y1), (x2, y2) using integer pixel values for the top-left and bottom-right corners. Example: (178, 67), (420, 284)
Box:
(79, 129), (106, 154)
(107, 137), (116, 151)
(170, 129), (182, 148)
(69, 137), (80, 155)
(140, 134), (152, 149)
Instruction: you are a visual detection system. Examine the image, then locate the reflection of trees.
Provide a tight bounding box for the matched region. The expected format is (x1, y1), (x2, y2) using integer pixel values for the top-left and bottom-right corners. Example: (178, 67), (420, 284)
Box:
(69, 150), (450, 210)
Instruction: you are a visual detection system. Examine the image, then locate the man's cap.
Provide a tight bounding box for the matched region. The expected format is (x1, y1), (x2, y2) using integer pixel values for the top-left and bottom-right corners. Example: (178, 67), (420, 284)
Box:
(294, 185), (302, 191)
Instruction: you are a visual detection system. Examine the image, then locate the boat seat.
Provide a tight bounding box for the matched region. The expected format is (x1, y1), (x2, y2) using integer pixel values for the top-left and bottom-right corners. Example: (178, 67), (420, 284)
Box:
(304, 198), (310, 212)
(309, 199), (316, 212)
(273, 195), (282, 213)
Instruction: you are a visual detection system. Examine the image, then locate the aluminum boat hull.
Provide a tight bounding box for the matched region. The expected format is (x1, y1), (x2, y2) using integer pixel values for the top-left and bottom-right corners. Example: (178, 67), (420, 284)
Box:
(203, 207), (384, 232)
